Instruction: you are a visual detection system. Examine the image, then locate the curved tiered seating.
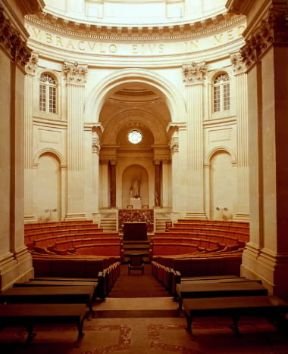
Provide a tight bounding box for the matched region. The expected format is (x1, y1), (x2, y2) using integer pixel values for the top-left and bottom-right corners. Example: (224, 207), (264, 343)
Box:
(25, 221), (123, 258)
(150, 219), (249, 258)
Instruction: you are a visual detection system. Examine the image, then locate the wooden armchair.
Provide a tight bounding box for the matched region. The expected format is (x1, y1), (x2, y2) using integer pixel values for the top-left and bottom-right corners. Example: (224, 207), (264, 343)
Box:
(128, 254), (145, 274)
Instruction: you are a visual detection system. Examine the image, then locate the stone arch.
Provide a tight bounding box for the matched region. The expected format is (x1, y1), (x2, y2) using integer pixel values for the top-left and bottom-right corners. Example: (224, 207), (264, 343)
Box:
(33, 148), (65, 167)
(34, 151), (62, 221)
(205, 146), (236, 166)
(84, 68), (187, 124)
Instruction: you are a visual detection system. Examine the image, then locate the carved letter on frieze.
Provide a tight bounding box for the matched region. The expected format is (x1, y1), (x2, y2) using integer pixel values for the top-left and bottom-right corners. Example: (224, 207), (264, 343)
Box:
(63, 61), (88, 84)
(25, 52), (39, 75)
(182, 62), (208, 84)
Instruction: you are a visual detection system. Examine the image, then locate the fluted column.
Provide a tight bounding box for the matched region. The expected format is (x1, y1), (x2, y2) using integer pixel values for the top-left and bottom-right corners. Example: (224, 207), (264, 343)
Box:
(237, 2), (288, 298)
(231, 53), (249, 220)
(0, 3), (35, 290)
(168, 123), (187, 215)
(24, 53), (38, 222)
(64, 62), (87, 219)
(182, 62), (207, 219)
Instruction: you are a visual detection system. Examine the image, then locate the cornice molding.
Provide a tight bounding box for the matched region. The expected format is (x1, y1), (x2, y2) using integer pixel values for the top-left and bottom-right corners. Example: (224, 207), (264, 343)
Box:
(0, 5), (31, 68)
(241, 6), (288, 70)
(226, 0), (255, 15)
(25, 12), (245, 42)
(16, 0), (45, 16)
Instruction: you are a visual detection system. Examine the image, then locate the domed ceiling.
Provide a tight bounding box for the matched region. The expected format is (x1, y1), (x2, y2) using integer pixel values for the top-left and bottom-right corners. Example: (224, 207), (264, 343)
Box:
(43, 0), (227, 26)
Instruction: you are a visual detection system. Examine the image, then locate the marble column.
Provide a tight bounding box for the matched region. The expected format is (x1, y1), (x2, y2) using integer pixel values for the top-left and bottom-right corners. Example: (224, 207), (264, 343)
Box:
(231, 53), (249, 220)
(154, 160), (162, 207)
(24, 53), (38, 222)
(161, 160), (171, 209)
(63, 62), (87, 220)
(182, 62), (207, 219)
(109, 160), (117, 208)
(238, 2), (288, 298)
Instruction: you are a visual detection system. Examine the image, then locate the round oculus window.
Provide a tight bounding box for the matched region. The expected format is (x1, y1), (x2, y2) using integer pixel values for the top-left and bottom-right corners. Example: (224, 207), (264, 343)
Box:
(128, 130), (142, 144)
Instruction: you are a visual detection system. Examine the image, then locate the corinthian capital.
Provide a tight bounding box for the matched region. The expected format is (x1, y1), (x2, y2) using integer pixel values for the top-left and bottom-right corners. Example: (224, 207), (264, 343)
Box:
(63, 62), (88, 85)
(0, 6), (31, 68)
(230, 52), (246, 75)
(25, 52), (39, 75)
(182, 62), (208, 84)
(241, 6), (288, 70)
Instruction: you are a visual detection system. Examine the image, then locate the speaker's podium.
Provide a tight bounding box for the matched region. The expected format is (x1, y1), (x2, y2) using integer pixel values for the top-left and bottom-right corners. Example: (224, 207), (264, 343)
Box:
(123, 222), (147, 241)
(122, 222), (149, 263)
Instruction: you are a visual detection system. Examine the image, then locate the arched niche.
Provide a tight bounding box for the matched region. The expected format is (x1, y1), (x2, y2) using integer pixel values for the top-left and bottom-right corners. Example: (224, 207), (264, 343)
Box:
(35, 152), (61, 221)
(122, 165), (149, 208)
(209, 150), (236, 220)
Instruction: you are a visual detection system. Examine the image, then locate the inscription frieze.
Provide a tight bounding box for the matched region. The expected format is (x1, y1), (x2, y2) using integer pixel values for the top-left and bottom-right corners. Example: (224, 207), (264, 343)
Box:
(26, 22), (246, 57)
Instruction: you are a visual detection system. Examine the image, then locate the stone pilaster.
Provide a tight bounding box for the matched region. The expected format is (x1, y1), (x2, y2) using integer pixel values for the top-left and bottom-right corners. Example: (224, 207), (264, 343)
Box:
(182, 62), (207, 219)
(231, 52), (249, 221)
(24, 52), (38, 222)
(84, 124), (102, 221)
(64, 61), (88, 219)
(168, 123), (187, 215)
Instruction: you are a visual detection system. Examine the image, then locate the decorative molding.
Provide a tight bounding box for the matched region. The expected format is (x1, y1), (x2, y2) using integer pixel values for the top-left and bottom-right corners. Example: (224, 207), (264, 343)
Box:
(0, 5), (31, 68)
(92, 128), (100, 154)
(63, 61), (88, 85)
(26, 12), (245, 42)
(230, 52), (246, 75)
(25, 52), (39, 75)
(182, 62), (208, 84)
(241, 7), (288, 70)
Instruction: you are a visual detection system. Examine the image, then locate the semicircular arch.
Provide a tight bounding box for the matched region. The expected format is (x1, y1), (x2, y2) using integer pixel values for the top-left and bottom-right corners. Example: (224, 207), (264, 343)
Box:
(84, 68), (187, 124)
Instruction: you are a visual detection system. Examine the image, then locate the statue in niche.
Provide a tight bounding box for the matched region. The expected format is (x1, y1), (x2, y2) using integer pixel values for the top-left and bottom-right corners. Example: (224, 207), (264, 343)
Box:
(130, 178), (141, 198)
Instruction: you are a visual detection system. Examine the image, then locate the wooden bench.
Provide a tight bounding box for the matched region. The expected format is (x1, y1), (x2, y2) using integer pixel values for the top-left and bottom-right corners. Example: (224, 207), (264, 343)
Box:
(177, 281), (268, 310)
(13, 280), (99, 301)
(183, 295), (288, 336)
(0, 285), (95, 314)
(0, 303), (87, 344)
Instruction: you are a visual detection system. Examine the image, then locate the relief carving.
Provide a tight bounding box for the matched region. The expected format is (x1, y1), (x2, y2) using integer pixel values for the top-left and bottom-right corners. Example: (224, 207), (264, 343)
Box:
(182, 62), (208, 84)
(63, 61), (88, 84)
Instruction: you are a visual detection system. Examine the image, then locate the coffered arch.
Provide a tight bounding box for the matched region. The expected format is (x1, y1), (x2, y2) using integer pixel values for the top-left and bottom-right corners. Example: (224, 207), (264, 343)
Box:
(101, 109), (168, 146)
(84, 68), (187, 124)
